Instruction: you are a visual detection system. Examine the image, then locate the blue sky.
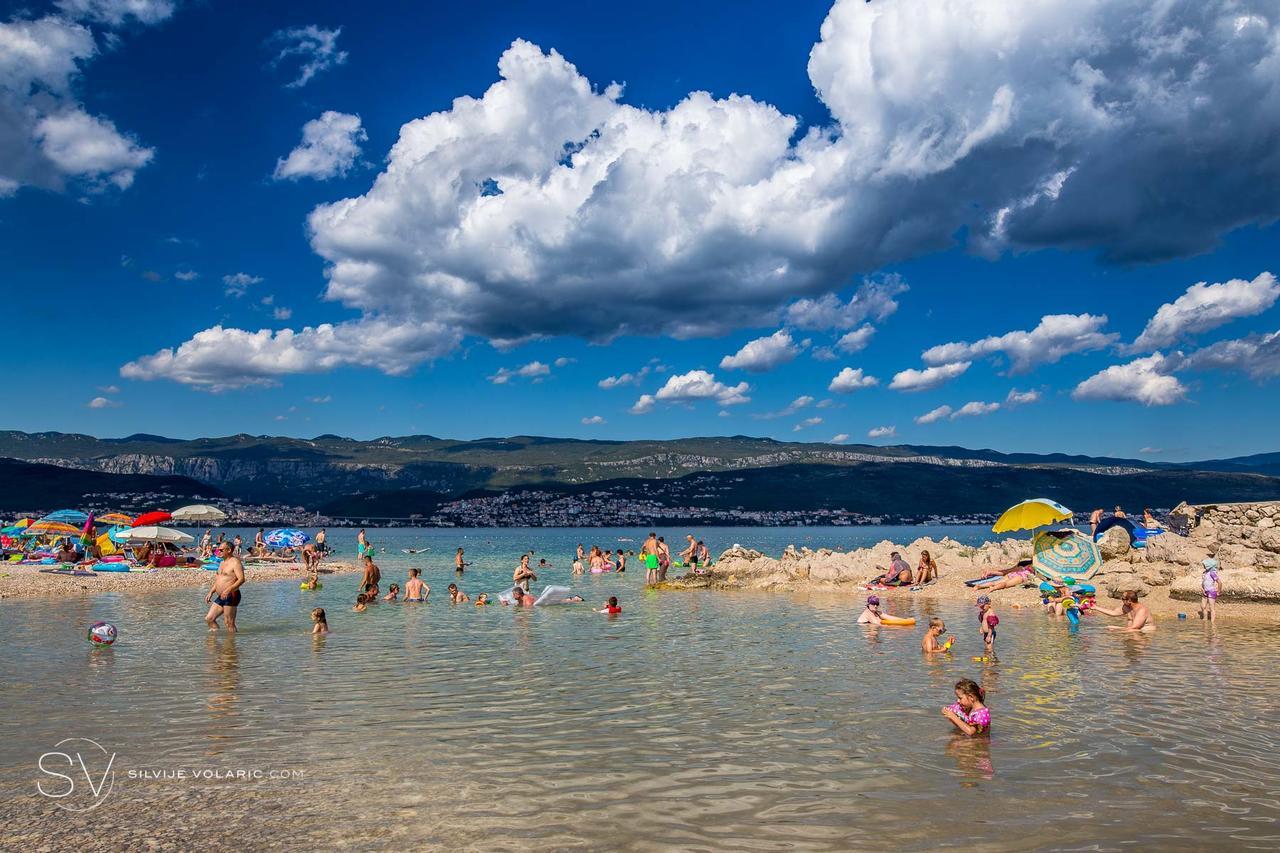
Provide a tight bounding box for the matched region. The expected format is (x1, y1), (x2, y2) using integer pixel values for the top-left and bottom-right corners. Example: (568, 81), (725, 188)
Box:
(2, 0), (1278, 461)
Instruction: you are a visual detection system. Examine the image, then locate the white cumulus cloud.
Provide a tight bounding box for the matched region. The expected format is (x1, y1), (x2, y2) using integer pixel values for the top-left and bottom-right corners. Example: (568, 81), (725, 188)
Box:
(119, 320), (461, 391)
(868, 425), (895, 438)
(835, 324), (875, 354)
(131, 0), (1280, 387)
(890, 361), (970, 392)
(1072, 353), (1187, 406)
(1005, 388), (1041, 406)
(830, 433), (850, 443)
(56, 0), (175, 26)
(756, 395), (814, 419)
(222, 272), (262, 296)
(1179, 329), (1280, 381)
(784, 276), (908, 331)
(922, 314), (1115, 374)
(720, 330), (801, 372)
(273, 111), (366, 181)
(598, 367), (649, 389)
(793, 416), (823, 431)
(581, 415), (605, 425)
(914, 405), (953, 425)
(632, 369), (750, 413)
(951, 400), (1001, 419)
(86, 396), (120, 408)
(828, 366), (878, 393)
(1130, 272), (1279, 351)
(489, 360), (551, 384)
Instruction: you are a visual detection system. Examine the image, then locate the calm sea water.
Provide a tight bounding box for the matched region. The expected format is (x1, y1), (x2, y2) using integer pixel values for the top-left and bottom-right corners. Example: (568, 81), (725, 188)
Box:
(3, 526), (1279, 850)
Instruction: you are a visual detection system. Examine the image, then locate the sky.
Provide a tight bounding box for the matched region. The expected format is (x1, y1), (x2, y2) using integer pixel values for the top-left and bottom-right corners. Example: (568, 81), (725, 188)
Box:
(2, 0), (1279, 461)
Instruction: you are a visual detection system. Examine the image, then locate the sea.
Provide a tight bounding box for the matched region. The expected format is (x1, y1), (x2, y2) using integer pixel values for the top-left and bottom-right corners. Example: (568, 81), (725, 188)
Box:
(3, 525), (1278, 849)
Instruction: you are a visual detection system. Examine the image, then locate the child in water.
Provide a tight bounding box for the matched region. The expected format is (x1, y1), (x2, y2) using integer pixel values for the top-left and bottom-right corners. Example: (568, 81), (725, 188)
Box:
(311, 607), (329, 634)
(474, 592), (490, 606)
(942, 678), (990, 736)
(976, 595), (998, 652)
(404, 568), (429, 602)
(598, 595), (622, 615)
(921, 617), (955, 653)
(383, 583), (400, 602)
(353, 594), (368, 613)
(1199, 558), (1221, 621)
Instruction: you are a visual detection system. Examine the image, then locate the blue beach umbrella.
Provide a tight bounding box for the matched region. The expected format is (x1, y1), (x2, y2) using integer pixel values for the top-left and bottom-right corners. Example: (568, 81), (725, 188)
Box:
(41, 509), (90, 525)
(1032, 530), (1102, 584)
(264, 528), (309, 548)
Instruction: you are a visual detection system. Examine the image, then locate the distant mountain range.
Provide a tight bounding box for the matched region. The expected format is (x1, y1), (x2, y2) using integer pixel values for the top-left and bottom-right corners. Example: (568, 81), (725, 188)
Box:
(0, 430), (1276, 517)
(0, 457), (222, 514)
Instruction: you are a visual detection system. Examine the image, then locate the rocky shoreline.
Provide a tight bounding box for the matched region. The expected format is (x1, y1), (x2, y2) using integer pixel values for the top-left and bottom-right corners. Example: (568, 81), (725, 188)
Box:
(0, 560), (364, 600)
(659, 501), (1280, 619)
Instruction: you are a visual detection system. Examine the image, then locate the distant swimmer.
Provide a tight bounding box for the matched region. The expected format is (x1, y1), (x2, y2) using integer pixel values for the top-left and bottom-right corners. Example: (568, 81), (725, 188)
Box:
(205, 541), (245, 633)
(455, 547), (468, 573)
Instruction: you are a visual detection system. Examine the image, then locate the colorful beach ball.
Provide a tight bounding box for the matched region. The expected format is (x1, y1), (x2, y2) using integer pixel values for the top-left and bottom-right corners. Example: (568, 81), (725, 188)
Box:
(87, 621), (117, 647)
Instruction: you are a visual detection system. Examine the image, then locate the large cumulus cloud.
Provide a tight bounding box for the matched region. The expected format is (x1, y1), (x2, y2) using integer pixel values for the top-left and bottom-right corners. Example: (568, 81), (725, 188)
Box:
(130, 0), (1280, 387)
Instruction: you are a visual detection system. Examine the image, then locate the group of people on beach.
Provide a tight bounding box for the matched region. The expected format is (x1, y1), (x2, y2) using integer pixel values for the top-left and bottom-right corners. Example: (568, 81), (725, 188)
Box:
(869, 549), (938, 588)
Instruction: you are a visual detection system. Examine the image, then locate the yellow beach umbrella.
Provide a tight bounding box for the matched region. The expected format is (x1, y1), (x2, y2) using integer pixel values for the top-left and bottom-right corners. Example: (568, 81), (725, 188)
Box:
(23, 520), (82, 536)
(97, 512), (134, 526)
(992, 498), (1074, 534)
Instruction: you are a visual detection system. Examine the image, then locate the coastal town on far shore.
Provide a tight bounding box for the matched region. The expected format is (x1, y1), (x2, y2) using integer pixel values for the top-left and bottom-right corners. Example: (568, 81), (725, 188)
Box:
(32, 488), (1013, 529)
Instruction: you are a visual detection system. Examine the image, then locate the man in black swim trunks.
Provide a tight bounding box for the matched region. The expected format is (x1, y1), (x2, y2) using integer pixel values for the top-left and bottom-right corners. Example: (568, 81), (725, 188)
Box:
(205, 541), (245, 633)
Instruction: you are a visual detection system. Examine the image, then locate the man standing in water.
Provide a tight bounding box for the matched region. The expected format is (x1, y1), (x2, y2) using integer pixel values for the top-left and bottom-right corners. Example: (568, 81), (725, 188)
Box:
(205, 542), (245, 632)
(641, 532), (660, 585)
(359, 554), (381, 598)
(455, 547), (466, 573)
(1089, 508), (1103, 537)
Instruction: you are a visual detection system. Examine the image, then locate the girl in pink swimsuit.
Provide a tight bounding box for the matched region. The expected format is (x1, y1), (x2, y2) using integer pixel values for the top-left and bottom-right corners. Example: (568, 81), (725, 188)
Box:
(942, 678), (991, 736)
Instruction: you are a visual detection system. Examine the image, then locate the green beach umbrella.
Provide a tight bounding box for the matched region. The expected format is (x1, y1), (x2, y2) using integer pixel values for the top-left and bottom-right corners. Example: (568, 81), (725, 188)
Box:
(1032, 530), (1101, 584)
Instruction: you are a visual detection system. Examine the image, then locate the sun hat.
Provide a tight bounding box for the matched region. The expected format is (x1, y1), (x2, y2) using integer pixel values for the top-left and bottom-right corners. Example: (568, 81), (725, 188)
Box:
(866, 595), (880, 606)
(1202, 558), (1219, 571)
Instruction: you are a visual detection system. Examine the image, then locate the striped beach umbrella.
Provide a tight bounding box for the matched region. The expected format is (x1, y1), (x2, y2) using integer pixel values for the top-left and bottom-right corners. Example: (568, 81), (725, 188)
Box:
(1033, 530), (1102, 584)
(264, 528), (309, 548)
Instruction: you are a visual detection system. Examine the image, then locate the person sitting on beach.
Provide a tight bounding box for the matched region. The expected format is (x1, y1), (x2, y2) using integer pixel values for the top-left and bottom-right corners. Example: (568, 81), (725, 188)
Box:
(1143, 508), (1158, 531)
(922, 617), (955, 653)
(353, 593), (368, 613)
(448, 582), (470, 604)
(1092, 590), (1155, 632)
(977, 596), (998, 652)
(55, 541), (79, 563)
(404, 568), (429, 602)
(383, 583), (400, 602)
(475, 592), (490, 606)
(975, 559), (1035, 591)
(359, 555), (381, 598)
(598, 595), (622, 615)
(915, 550), (938, 585)
(872, 552), (913, 586)
(149, 547), (177, 568)
(311, 607), (329, 634)
(857, 595), (884, 624)
(513, 555), (537, 591)
(942, 679), (990, 737)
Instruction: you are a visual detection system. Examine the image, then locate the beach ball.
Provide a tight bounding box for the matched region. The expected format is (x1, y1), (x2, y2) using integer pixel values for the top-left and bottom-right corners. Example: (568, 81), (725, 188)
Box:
(87, 621), (117, 647)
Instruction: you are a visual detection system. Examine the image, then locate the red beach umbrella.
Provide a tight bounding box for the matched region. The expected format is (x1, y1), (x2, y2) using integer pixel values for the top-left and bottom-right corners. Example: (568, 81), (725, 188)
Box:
(132, 510), (172, 528)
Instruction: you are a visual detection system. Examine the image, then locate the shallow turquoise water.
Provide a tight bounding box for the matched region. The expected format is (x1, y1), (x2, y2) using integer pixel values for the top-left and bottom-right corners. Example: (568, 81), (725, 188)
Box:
(3, 526), (1280, 850)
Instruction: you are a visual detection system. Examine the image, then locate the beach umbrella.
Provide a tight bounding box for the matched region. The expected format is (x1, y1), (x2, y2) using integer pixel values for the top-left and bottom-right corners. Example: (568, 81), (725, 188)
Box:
(264, 528), (309, 548)
(23, 520), (82, 537)
(993, 498), (1074, 534)
(79, 512), (96, 548)
(124, 526), (194, 544)
(170, 504), (226, 524)
(1032, 530), (1102, 584)
(41, 509), (89, 525)
(96, 512), (134, 526)
(132, 510), (172, 528)
(107, 526), (134, 544)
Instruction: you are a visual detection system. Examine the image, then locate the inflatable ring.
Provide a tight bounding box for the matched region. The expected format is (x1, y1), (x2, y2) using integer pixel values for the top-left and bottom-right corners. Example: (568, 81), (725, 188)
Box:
(1062, 597), (1077, 609)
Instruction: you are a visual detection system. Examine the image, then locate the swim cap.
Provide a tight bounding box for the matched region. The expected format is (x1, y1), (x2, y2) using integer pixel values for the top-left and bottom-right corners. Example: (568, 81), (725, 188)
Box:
(976, 595), (991, 606)
(1202, 558), (1219, 571)
(867, 595), (880, 606)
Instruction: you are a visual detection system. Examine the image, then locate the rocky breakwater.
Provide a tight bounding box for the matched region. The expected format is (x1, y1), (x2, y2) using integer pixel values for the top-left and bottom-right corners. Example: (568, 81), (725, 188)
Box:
(660, 537), (1033, 600)
(1164, 501), (1280, 603)
(661, 501), (1280, 611)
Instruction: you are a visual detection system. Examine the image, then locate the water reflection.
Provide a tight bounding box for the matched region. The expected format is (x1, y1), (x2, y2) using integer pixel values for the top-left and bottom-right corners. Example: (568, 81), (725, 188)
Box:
(203, 634), (240, 754)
